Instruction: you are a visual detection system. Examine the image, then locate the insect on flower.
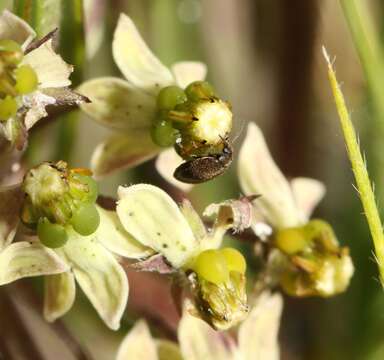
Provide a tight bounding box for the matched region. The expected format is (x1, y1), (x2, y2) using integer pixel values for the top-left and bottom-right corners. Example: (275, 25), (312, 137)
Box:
(174, 138), (233, 183)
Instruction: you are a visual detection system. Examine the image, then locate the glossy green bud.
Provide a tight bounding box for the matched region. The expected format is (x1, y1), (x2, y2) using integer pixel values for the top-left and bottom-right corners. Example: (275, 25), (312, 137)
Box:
(275, 227), (308, 255)
(185, 81), (215, 102)
(151, 119), (179, 147)
(37, 218), (68, 248)
(193, 249), (229, 284)
(70, 203), (100, 236)
(157, 85), (187, 110)
(221, 248), (246, 274)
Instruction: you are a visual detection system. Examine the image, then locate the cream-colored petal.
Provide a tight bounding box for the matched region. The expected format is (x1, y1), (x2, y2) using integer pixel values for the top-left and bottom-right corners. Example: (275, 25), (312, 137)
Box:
(0, 184), (23, 250)
(155, 148), (193, 192)
(178, 310), (235, 360)
(112, 13), (174, 94)
(62, 230), (128, 330)
(0, 10), (35, 49)
(91, 132), (160, 178)
(78, 77), (157, 130)
(291, 177), (326, 222)
(44, 271), (76, 322)
(22, 39), (73, 88)
(238, 292), (283, 360)
(0, 242), (69, 285)
(171, 61), (207, 89)
(97, 206), (153, 259)
(117, 184), (198, 268)
(238, 123), (301, 229)
(180, 199), (207, 241)
(23, 91), (56, 129)
(157, 340), (182, 360)
(116, 320), (158, 360)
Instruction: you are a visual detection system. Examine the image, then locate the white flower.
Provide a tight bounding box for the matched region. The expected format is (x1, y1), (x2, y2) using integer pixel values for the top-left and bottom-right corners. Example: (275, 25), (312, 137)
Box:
(116, 184), (253, 329)
(238, 123), (354, 297)
(0, 10), (86, 151)
(116, 291), (283, 360)
(79, 14), (211, 191)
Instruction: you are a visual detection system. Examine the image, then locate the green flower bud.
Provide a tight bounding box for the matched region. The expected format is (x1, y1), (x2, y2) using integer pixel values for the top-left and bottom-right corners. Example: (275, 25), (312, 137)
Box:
(151, 118), (180, 147)
(14, 64), (38, 94)
(22, 162), (100, 244)
(185, 81), (215, 101)
(157, 85), (187, 110)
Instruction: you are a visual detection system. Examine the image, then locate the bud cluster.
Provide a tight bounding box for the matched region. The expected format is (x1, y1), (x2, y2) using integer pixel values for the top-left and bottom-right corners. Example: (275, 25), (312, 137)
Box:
(21, 161), (100, 248)
(0, 39), (38, 121)
(151, 81), (233, 160)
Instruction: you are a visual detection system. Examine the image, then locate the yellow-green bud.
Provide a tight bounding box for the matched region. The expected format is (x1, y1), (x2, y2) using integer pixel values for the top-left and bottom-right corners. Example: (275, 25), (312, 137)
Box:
(21, 162), (100, 244)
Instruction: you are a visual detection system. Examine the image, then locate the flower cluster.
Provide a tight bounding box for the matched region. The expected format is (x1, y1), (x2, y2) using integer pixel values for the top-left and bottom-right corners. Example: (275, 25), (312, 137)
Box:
(0, 9), (356, 360)
(0, 10), (87, 153)
(79, 14), (233, 186)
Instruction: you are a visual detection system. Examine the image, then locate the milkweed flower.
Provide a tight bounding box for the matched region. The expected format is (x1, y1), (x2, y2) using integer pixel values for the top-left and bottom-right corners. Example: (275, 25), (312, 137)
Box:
(0, 10), (87, 151)
(79, 14), (233, 188)
(238, 123), (354, 297)
(0, 161), (151, 330)
(116, 291), (283, 360)
(116, 184), (253, 329)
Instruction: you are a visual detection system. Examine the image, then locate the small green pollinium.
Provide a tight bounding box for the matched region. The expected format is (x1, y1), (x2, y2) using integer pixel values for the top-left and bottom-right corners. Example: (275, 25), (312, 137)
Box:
(21, 161), (100, 248)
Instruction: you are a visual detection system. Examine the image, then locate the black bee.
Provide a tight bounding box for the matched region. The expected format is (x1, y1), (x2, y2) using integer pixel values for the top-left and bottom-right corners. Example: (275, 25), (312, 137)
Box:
(174, 141), (233, 184)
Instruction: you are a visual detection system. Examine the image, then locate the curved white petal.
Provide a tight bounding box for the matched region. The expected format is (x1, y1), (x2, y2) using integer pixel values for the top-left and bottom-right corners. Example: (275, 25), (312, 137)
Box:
(0, 10), (35, 49)
(91, 132), (160, 178)
(112, 14), (174, 94)
(155, 148), (193, 192)
(117, 184), (198, 268)
(44, 271), (76, 322)
(116, 320), (158, 360)
(0, 242), (69, 286)
(22, 39), (73, 88)
(78, 77), (157, 131)
(97, 206), (153, 259)
(0, 184), (23, 250)
(178, 310), (235, 360)
(238, 292), (283, 360)
(238, 123), (301, 229)
(63, 230), (128, 330)
(291, 177), (326, 222)
(171, 61), (207, 89)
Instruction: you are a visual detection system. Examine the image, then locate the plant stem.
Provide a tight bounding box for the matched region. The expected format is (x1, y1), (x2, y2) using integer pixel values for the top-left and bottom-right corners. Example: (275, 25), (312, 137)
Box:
(340, 0), (384, 199)
(323, 48), (384, 284)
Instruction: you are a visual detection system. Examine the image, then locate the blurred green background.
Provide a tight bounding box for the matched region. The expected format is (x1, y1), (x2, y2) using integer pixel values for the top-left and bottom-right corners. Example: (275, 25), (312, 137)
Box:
(2, 0), (384, 359)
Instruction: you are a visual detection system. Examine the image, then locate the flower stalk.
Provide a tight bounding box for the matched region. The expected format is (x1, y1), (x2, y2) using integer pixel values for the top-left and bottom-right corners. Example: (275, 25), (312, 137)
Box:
(323, 47), (384, 284)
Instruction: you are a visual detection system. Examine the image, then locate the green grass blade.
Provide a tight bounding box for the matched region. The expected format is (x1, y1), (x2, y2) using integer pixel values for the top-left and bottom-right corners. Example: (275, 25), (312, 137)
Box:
(323, 47), (384, 284)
